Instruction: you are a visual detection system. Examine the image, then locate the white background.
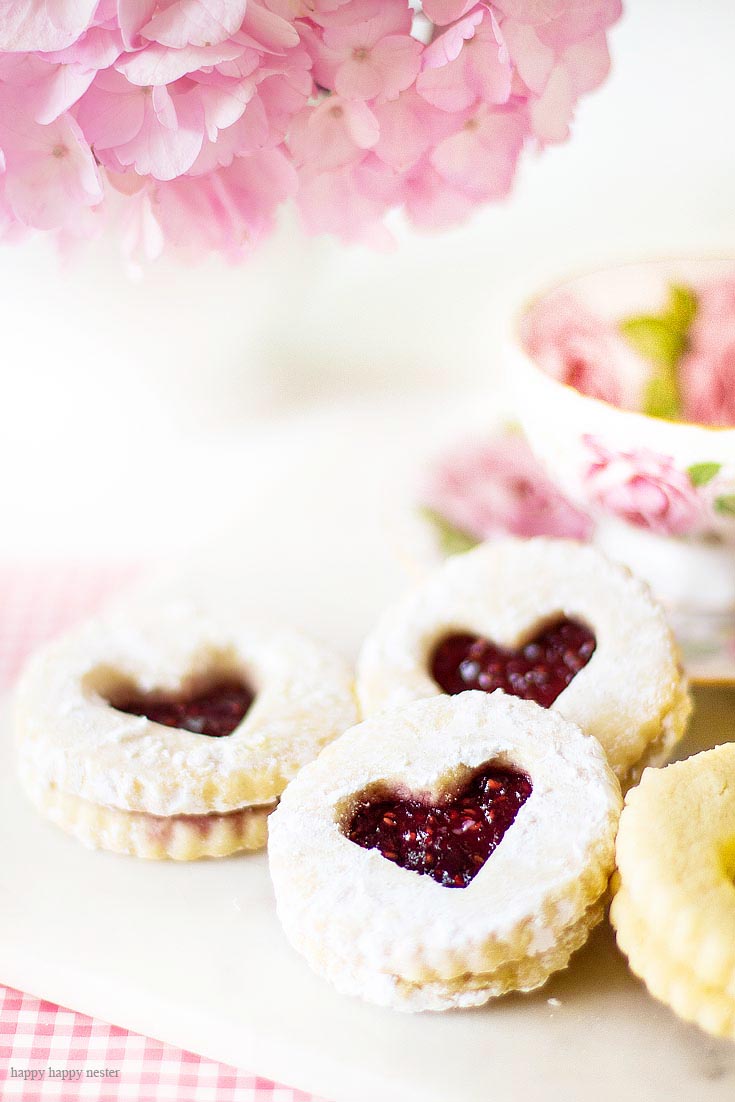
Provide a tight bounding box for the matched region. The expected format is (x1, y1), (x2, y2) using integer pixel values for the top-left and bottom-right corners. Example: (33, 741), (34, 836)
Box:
(1, 0), (734, 557)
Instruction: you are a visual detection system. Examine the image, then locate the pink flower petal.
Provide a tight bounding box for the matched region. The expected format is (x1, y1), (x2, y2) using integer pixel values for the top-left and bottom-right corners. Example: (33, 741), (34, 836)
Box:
(501, 19), (554, 94)
(237, 3), (299, 51)
(297, 158), (393, 245)
(116, 38), (245, 84)
(0, 0), (99, 51)
(195, 78), (255, 139)
(529, 62), (574, 139)
(372, 90), (433, 171)
(113, 87), (205, 178)
(422, 10), (483, 69)
(290, 96), (378, 170)
(189, 93), (268, 172)
(141, 0), (248, 48)
(563, 31), (610, 94)
(537, 0), (621, 48)
(0, 53), (95, 123)
(44, 26), (124, 68)
(371, 35), (422, 100)
(117, 0), (157, 49)
(257, 64), (312, 140)
(151, 147), (297, 258)
(421, 0), (477, 28)
(492, 0), (566, 25)
(402, 159), (475, 228)
(431, 107), (524, 197)
(2, 113), (102, 229)
(335, 56), (384, 100)
(75, 70), (147, 149)
(418, 10), (510, 111)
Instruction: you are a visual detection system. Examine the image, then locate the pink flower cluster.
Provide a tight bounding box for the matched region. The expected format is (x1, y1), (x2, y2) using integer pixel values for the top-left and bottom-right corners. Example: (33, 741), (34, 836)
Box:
(0, 0), (620, 258)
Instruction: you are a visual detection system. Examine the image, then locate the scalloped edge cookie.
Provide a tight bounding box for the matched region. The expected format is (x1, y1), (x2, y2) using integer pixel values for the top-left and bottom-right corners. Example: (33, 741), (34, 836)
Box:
(357, 538), (691, 788)
(611, 743), (735, 1038)
(269, 691), (622, 1011)
(15, 596), (357, 857)
(20, 765), (273, 860)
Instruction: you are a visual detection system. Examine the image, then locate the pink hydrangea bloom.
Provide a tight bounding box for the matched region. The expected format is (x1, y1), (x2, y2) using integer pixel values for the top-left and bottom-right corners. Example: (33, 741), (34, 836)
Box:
(424, 431), (593, 541)
(681, 277), (735, 427)
(523, 291), (650, 409)
(0, 0), (621, 258)
(582, 435), (706, 536)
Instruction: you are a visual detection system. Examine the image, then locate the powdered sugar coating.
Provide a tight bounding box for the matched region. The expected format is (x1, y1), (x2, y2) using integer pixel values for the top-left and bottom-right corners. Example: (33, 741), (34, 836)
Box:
(14, 598), (357, 817)
(268, 691), (622, 1011)
(357, 538), (691, 787)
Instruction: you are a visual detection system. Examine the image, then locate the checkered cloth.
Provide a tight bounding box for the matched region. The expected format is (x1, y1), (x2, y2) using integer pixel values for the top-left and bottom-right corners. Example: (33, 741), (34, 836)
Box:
(0, 563), (324, 1102)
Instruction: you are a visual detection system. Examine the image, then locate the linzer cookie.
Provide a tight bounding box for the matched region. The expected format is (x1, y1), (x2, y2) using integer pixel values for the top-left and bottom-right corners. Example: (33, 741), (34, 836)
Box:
(357, 538), (691, 788)
(611, 744), (735, 1039)
(268, 691), (622, 1011)
(14, 598), (357, 860)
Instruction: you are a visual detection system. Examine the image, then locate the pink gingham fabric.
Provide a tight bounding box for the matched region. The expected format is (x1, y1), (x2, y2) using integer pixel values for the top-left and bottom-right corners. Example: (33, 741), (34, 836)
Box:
(0, 563), (324, 1102)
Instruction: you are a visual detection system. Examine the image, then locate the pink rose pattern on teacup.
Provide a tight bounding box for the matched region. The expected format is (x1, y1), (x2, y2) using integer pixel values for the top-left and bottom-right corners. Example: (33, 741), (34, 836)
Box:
(681, 277), (735, 427)
(582, 436), (707, 536)
(522, 291), (650, 410)
(425, 432), (593, 542)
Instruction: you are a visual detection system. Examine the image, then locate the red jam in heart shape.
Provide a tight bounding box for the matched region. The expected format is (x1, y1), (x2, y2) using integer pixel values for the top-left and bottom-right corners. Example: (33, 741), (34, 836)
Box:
(346, 765), (532, 888)
(430, 618), (596, 709)
(112, 678), (254, 738)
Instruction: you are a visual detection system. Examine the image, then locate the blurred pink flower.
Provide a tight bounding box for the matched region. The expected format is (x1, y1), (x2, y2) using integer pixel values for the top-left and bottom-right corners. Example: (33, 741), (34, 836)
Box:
(430, 105), (525, 198)
(0, 0), (621, 257)
(290, 96), (379, 170)
(424, 431), (592, 541)
(523, 291), (650, 409)
(681, 277), (735, 427)
(0, 100), (102, 228)
(582, 435), (706, 536)
(310, 1), (421, 100)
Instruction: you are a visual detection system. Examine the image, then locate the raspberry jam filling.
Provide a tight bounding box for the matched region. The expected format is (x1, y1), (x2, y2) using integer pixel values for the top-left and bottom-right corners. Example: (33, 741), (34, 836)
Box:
(430, 618), (596, 709)
(112, 678), (254, 737)
(346, 765), (532, 888)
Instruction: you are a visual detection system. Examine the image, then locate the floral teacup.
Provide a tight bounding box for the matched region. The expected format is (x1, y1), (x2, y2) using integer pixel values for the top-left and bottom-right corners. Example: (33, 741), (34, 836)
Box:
(506, 258), (735, 680)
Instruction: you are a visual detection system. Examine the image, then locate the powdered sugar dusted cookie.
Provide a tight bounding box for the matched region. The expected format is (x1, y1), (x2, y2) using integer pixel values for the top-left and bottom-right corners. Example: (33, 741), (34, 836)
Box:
(357, 538), (691, 789)
(15, 598), (357, 859)
(268, 691), (622, 1011)
(611, 744), (735, 1039)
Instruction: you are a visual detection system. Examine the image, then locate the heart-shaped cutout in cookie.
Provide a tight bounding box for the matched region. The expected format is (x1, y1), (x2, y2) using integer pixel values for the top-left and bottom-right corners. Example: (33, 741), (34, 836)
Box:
(112, 677), (254, 738)
(346, 765), (532, 888)
(430, 618), (595, 709)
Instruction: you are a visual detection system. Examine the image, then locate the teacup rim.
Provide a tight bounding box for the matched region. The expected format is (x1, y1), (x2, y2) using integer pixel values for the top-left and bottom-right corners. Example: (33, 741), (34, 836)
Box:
(511, 253), (735, 438)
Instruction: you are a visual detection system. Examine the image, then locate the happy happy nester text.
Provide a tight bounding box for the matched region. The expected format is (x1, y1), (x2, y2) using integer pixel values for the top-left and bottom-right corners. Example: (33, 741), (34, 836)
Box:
(9, 1067), (120, 1081)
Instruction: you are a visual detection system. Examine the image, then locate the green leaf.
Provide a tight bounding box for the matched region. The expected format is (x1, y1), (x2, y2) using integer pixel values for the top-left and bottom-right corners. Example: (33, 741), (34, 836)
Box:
(666, 284), (698, 333)
(420, 508), (479, 557)
(643, 371), (681, 420)
(619, 282), (698, 422)
(620, 316), (686, 369)
(687, 462), (722, 487)
(715, 495), (735, 517)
